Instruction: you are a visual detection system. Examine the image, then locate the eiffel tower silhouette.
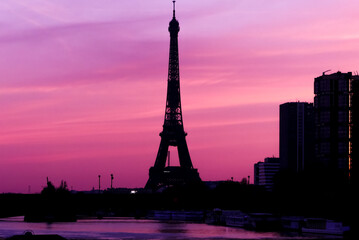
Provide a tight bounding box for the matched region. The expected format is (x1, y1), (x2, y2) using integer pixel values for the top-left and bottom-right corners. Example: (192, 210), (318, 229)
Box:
(145, 1), (201, 190)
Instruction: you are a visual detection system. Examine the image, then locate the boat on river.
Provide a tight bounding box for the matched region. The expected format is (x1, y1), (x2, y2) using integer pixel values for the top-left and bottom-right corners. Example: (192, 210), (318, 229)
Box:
(301, 218), (350, 235)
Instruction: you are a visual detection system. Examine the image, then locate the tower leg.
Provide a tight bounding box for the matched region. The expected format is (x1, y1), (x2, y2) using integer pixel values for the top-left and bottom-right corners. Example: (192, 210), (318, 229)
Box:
(178, 137), (193, 169)
(154, 138), (169, 169)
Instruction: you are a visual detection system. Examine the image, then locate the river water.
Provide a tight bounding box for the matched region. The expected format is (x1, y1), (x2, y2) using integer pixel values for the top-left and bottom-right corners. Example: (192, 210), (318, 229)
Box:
(0, 217), (338, 240)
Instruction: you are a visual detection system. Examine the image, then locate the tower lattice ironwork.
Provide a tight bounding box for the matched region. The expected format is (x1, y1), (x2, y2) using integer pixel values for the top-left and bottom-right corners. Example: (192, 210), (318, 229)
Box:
(145, 1), (201, 190)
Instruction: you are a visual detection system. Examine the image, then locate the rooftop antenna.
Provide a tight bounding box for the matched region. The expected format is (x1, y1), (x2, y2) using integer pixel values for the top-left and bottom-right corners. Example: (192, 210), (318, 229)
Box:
(323, 69), (331, 75)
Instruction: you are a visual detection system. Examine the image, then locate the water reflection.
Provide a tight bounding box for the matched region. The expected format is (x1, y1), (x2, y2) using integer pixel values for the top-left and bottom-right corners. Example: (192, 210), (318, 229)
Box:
(0, 217), (325, 240)
(158, 221), (188, 234)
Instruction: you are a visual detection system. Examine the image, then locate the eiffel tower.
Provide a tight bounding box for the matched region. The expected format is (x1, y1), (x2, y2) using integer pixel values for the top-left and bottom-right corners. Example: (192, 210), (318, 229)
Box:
(145, 1), (201, 190)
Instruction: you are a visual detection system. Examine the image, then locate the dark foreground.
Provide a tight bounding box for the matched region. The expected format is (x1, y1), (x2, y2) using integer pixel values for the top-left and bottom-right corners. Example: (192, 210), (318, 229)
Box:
(0, 181), (357, 238)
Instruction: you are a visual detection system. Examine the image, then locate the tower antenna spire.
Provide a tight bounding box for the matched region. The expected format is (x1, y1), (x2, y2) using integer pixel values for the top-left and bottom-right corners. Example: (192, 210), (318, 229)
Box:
(172, 0), (176, 18)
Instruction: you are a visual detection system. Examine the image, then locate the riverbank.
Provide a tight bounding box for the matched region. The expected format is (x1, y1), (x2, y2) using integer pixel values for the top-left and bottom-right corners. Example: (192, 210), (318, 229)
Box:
(1, 184), (355, 222)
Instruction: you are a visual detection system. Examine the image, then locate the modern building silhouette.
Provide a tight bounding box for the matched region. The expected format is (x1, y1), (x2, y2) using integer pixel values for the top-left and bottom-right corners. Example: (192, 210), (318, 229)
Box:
(279, 102), (315, 173)
(145, 1), (201, 190)
(254, 157), (280, 191)
(314, 71), (359, 180)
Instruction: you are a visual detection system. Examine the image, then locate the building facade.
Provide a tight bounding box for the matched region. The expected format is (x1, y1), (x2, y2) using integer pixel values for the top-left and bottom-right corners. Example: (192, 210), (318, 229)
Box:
(254, 157), (280, 191)
(351, 78), (359, 186)
(314, 71), (359, 179)
(280, 102), (315, 173)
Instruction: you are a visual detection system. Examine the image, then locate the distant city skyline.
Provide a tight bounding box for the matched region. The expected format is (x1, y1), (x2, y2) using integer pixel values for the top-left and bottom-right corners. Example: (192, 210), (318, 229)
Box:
(1, 0), (359, 193)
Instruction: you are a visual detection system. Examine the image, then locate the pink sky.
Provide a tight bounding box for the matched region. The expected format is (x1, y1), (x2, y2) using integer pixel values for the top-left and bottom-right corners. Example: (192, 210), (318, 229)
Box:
(1, 0), (359, 193)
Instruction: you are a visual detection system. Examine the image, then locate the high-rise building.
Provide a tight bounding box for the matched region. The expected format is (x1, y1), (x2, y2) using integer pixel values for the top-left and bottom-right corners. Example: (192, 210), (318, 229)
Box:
(314, 71), (359, 179)
(254, 157), (280, 191)
(279, 102), (315, 173)
(351, 78), (359, 186)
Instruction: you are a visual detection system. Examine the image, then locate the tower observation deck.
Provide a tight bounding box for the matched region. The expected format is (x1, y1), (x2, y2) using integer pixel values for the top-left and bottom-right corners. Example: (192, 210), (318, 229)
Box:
(145, 1), (202, 190)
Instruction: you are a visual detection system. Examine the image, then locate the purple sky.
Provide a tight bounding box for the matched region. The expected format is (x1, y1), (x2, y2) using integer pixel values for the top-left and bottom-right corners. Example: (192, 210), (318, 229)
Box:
(1, 0), (359, 193)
